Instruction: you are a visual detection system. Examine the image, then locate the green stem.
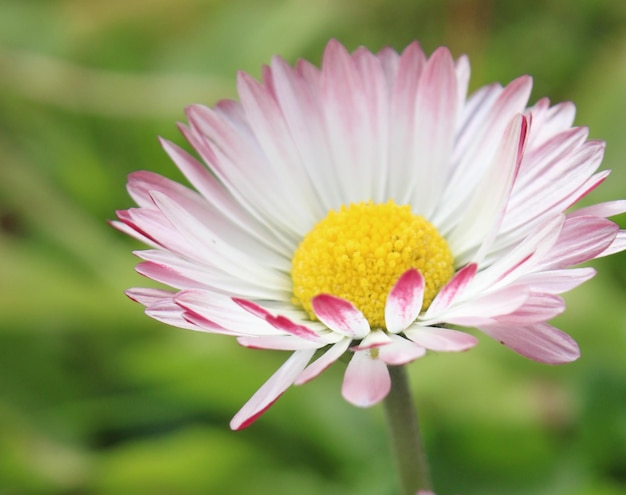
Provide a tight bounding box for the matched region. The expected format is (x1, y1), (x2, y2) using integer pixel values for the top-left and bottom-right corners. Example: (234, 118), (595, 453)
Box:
(383, 365), (432, 494)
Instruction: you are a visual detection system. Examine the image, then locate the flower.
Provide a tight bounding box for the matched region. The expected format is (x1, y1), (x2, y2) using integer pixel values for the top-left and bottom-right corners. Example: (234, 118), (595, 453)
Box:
(113, 39), (626, 430)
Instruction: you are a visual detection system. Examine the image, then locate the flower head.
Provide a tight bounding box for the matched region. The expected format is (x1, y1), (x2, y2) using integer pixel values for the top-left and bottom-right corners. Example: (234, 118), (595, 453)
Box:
(113, 40), (626, 429)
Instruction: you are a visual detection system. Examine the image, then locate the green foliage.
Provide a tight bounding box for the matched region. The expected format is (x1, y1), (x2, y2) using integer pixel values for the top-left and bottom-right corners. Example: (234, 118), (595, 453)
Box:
(0, 0), (624, 493)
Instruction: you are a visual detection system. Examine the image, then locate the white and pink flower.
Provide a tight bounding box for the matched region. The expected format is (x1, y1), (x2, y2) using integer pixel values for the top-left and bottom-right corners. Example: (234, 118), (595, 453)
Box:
(113, 39), (626, 430)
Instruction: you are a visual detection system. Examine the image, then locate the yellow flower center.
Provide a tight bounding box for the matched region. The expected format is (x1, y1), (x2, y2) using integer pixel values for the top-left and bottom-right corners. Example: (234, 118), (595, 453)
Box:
(291, 200), (455, 329)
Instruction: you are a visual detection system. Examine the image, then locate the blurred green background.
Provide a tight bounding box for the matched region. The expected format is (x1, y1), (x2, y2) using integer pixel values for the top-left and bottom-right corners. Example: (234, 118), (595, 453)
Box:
(1, 0), (625, 494)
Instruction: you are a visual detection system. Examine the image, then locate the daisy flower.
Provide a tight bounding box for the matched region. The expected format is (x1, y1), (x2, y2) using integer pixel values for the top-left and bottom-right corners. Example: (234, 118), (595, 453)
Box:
(113, 39), (626, 430)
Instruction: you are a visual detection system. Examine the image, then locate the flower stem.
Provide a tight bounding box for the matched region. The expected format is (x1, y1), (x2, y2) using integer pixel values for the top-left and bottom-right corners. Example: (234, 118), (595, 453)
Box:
(383, 365), (432, 494)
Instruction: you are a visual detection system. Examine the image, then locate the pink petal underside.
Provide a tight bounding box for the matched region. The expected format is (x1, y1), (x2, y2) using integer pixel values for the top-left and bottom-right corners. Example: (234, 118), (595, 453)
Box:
(534, 216), (618, 270)
(568, 200), (626, 219)
(230, 349), (316, 430)
(404, 327), (477, 352)
(424, 263), (477, 319)
(598, 230), (626, 258)
(437, 285), (529, 327)
(342, 351), (391, 407)
(237, 335), (322, 351)
(489, 292), (565, 325)
(311, 294), (370, 339)
(378, 334), (427, 365)
(295, 338), (351, 385)
(517, 267), (596, 294)
(479, 322), (580, 364)
(385, 269), (425, 334)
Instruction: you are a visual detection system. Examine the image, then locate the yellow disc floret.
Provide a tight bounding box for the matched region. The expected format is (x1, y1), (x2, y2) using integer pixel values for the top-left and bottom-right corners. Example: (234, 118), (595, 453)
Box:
(291, 200), (455, 329)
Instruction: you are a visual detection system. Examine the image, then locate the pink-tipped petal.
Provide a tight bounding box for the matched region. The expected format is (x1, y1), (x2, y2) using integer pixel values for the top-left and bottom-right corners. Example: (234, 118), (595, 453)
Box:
(385, 269), (425, 333)
(342, 351), (391, 407)
(233, 298), (326, 343)
(404, 327), (477, 352)
(230, 349), (316, 430)
(378, 334), (427, 365)
(311, 294), (370, 338)
(479, 322), (580, 364)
